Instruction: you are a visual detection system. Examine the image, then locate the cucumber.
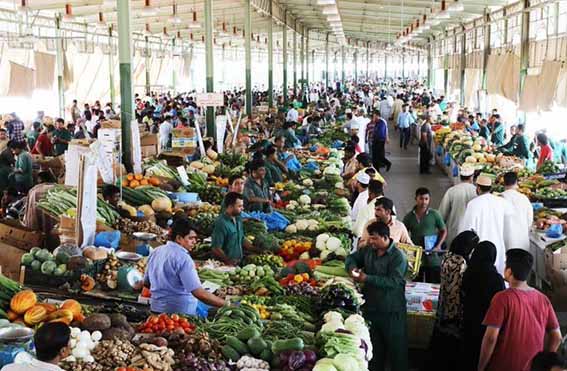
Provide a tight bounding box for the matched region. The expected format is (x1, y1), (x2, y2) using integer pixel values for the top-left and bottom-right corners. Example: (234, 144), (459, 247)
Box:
(237, 326), (261, 342)
(271, 338), (304, 354)
(221, 345), (240, 361)
(226, 336), (249, 355)
(247, 336), (267, 356)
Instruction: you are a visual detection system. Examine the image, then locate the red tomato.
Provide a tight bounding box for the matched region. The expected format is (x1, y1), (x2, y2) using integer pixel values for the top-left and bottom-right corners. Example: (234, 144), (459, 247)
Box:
(171, 314), (180, 321)
(148, 315), (159, 324)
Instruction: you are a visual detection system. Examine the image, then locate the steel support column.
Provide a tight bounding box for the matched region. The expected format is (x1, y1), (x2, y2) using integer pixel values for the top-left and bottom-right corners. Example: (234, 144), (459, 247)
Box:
(427, 37), (433, 90)
(482, 9), (491, 90)
(205, 0), (215, 134)
(341, 46), (345, 87)
(171, 37), (177, 96)
(384, 54), (388, 79)
(401, 50), (405, 79)
(354, 50), (358, 83)
(519, 0), (530, 97)
(244, 0), (252, 115)
(268, 3), (274, 107)
(366, 41), (369, 81)
(144, 36), (150, 95)
(293, 23), (297, 98)
(108, 26), (116, 108)
(117, 0), (133, 171)
(55, 15), (64, 118)
(305, 30), (309, 90)
(325, 33), (329, 89)
(460, 27), (466, 106)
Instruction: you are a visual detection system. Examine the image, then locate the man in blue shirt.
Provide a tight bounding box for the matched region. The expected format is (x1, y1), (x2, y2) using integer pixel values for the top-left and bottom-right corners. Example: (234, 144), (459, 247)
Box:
(371, 110), (392, 172)
(144, 218), (225, 316)
(397, 104), (415, 150)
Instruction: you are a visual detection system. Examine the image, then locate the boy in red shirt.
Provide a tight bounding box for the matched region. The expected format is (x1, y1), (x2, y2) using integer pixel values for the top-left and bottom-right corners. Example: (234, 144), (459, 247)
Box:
(478, 249), (562, 371)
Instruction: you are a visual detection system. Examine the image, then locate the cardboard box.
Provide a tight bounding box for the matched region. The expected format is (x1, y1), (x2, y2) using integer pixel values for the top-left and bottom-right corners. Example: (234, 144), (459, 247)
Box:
(140, 134), (158, 146)
(0, 221), (43, 251)
(544, 246), (567, 271)
(101, 120), (121, 129)
(173, 128), (196, 138)
(141, 145), (157, 158)
(0, 242), (26, 280)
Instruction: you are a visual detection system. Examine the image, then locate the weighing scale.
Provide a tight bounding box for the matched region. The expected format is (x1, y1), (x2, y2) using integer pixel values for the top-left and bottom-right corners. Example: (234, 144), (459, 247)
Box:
(0, 325), (34, 367)
(132, 232), (157, 256)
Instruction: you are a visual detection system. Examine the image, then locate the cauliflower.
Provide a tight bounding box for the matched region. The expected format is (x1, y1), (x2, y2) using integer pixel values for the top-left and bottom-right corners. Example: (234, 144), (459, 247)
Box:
(285, 224), (297, 234)
(335, 182), (344, 190)
(320, 249), (332, 260)
(335, 247), (348, 257)
(299, 251), (310, 259)
(286, 203), (296, 210)
(316, 240), (327, 251)
(299, 194), (312, 206)
(308, 224), (319, 231)
(317, 233), (331, 243)
(302, 179), (314, 187)
(296, 220), (309, 231)
(326, 237), (342, 252)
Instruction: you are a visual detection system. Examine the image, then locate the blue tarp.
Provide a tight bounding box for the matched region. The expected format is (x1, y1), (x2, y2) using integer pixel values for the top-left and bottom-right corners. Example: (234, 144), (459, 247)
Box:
(241, 211), (290, 232)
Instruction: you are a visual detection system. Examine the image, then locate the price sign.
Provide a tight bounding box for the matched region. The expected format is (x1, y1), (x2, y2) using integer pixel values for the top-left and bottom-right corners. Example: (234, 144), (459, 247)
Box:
(196, 93), (224, 107)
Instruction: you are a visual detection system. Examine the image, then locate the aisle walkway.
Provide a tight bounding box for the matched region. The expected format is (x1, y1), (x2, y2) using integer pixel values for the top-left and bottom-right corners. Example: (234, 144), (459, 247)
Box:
(380, 127), (453, 217)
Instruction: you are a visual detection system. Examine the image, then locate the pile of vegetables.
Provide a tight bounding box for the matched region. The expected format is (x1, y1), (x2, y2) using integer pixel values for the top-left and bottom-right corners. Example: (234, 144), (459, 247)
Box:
(228, 264), (275, 285)
(138, 313), (196, 335)
(285, 219), (321, 234)
(320, 282), (362, 313)
(21, 247), (69, 277)
(279, 239), (314, 261)
(315, 234), (350, 260)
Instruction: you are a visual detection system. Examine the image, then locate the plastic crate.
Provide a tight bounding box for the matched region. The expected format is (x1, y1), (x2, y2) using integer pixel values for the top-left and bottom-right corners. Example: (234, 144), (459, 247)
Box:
(398, 243), (423, 280)
(407, 311), (436, 349)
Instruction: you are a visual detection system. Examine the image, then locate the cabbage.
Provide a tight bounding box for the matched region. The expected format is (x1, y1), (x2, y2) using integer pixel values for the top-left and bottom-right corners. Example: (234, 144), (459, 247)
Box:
(345, 314), (365, 326)
(326, 237), (342, 252)
(295, 220), (309, 231)
(299, 195), (312, 205)
(302, 179), (314, 187)
(332, 354), (359, 371)
(320, 249), (332, 260)
(323, 165), (341, 176)
(317, 233), (331, 243)
(313, 361), (338, 371)
(323, 311), (344, 323)
(321, 320), (344, 333)
(316, 240), (327, 251)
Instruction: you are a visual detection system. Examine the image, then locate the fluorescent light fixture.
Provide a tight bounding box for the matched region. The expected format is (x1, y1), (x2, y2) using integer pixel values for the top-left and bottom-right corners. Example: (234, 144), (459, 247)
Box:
(188, 11), (201, 29)
(317, 0), (336, 5)
(169, 15), (182, 24)
(322, 5), (338, 15)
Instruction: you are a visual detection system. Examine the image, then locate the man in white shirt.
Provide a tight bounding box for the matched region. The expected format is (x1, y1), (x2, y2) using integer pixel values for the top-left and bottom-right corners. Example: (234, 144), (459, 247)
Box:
(438, 165), (478, 246)
(286, 103), (299, 123)
(353, 179), (384, 238)
(379, 95), (393, 122)
(351, 172), (370, 222)
(354, 108), (370, 152)
(2, 323), (70, 371)
(501, 171), (533, 251)
(159, 116), (173, 150)
(459, 175), (514, 275)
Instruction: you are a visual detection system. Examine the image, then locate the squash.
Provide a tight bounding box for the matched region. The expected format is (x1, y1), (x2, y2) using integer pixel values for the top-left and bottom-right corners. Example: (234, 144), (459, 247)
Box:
(127, 173), (134, 181)
(37, 303), (57, 314)
(24, 305), (47, 326)
(7, 310), (18, 321)
(140, 179), (149, 186)
(190, 161), (204, 169)
(10, 290), (37, 315)
(151, 197), (173, 212)
(80, 274), (95, 292)
(46, 309), (74, 325)
(134, 174), (143, 181)
(149, 177), (161, 186)
(138, 205), (155, 217)
(129, 180), (140, 188)
(60, 299), (82, 320)
(202, 164), (216, 175)
(83, 247), (108, 261)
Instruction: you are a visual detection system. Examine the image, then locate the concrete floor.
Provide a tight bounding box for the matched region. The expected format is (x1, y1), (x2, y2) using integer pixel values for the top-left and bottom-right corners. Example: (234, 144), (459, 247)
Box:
(380, 128), (453, 217)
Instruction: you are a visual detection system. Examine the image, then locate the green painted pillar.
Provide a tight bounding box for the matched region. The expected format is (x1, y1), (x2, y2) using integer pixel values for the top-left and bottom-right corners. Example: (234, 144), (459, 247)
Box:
(108, 26), (116, 108)
(354, 50), (358, 83)
(519, 0), (530, 96)
(282, 13), (288, 105)
(145, 36), (150, 95)
(427, 37), (433, 89)
(325, 33), (329, 89)
(341, 46), (345, 87)
(300, 29), (305, 91)
(205, 0), (215, 135)
(117, 0), (133, 171)
(267, 2), (274, 108)
(293, 25), (297, 98)
(482, 11), (491, 90)
(245, 0), (252, 116)
(55, 15), (64, 118)
(366, 41), (369, 81)
(305, 29), (309, 91)
(172, 37), (177, 96)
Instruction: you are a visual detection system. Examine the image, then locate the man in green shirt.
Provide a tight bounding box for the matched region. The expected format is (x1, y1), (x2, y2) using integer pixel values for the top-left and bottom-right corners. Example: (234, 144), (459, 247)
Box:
(211, 192), (251, 265)
(479, 119), (491, 141)
(498, 124), (531, 160)
(490, 115), (505, 146)
(10, 141), (33, 193)
(52, 119), (72, 156)
(243, 160), (273, 213)
(403, 187), (447, 283)
(345, 221), (408, 371)
(264, 146), (287, 186)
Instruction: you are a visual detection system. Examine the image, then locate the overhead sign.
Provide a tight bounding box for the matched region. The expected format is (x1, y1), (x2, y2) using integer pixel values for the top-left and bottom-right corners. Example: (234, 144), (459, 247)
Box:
(196, 92), (224, 107)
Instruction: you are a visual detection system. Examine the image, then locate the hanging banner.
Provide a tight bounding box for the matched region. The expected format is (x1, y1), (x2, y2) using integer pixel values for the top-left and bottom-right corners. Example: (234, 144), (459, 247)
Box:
(196, 92), (224, 107)
(215, 115), (228, 154)
(80, 155), (98, 248)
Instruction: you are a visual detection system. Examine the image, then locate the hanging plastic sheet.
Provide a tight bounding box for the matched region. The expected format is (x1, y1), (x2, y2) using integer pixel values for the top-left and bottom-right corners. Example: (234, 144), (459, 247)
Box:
(486, 54), (507, 96)
(537, 60), (562, 111)
(33, 51), (55, 90)
(464, 69), (482, 108)
(7, 62), (34, 97)
(63, 52), (74, 90)
(500, 53), (520, 103)
(555, 66), (567, 109)
(519, 75), (540, 112)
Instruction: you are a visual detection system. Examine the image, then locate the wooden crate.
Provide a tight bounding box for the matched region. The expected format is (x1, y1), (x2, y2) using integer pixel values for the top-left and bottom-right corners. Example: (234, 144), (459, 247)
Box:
(407, 311), (436, 350)
(0, 242), (27, 280)
(0, 221), (44, 251)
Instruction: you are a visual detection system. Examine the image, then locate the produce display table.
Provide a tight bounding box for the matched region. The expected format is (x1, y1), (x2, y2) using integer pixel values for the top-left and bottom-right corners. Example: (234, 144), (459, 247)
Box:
(405, 282), (439, 350)
(529, 231), (560, 289)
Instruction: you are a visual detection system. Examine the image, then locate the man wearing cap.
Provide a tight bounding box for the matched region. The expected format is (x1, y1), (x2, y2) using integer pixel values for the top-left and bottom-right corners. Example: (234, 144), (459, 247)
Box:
(359, 197), (412, 248)
(351, 173), (370, 222)
(438, 165), (478, 246)
(459, 174), (514, 275)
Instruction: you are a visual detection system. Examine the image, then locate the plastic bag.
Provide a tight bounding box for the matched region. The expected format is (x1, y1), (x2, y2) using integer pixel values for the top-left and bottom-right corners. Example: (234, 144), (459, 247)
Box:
(546, 223), (563, 239)
(241, 211), (290, 232)
(287, 156), (302, 172)
(94, 231), (121, 250)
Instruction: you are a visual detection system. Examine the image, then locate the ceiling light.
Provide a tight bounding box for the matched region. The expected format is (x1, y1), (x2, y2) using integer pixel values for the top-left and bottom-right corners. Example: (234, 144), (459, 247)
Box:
(188, 11), (201, 29)
(141, 0), (157, 17)
(62, 4), (74, 21)
(322, 5), (338, 15)
(168, 3), (182, 24)
(317, 0), (336, 5)
(143, 24), (152, 37)
(16, 0), (28, 15)
(95, 12), (106, 30)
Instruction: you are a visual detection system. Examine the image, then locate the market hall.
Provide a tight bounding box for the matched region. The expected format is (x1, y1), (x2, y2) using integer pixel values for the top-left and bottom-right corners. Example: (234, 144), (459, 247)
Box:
(0, 0), (567, 370)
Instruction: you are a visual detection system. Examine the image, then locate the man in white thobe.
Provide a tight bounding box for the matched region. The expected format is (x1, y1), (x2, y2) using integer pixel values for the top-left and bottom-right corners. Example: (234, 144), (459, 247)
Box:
(501, 171), (533, 251)
(351, 172), (370, 223)
(392, 95), (405, 124)
(459, 175), (514, 276)
(438, 166), (478, 246)
(354, 108), (370, 152)
(379, 96), (393, 122)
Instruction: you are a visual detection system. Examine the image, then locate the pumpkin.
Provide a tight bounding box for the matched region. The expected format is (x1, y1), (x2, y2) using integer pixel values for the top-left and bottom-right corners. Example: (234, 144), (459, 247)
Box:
(80, 274), (95, 292)
(24, 305), (47, 326)
(129, 180), (140, 188)
(60, 299), (82, 320)
(37, 303), (57, 314)
(127, 173), (134, 181)
(46, 309), (74, 325)
(74, 312), (86, 323)
(140, 179), (149, 186)
(10, 290), (37, 314)
(134, 174), (144, 180)
(7, 310), (18, 321)
(149, 177), (161, 186)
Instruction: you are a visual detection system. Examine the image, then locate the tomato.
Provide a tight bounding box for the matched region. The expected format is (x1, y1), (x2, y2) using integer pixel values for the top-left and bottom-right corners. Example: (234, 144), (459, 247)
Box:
(178, 318), (189, 326)
(158, 313), (169, 321)
(171, 314), (180, 321)
(148, 315), (159, 324)
(167, 325), (175, 331)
